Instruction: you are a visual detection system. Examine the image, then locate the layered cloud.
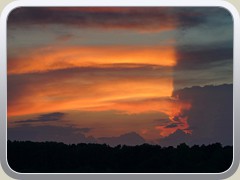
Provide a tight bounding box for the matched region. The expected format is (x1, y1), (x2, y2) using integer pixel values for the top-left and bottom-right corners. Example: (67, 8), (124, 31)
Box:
(8, 69), (174, 116)
(13, 112), (66, 124)
(8, 7), (209, 32)
(175, 43), (233, 70)
(8, 45), (176, 75)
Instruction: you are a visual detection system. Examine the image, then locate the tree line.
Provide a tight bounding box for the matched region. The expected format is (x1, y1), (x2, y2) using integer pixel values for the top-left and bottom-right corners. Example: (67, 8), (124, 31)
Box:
(7, 140), (233, 173)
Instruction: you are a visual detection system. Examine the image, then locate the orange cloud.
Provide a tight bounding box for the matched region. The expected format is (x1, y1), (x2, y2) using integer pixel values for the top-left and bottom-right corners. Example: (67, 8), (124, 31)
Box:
(84, 97), (190, 116)
(8, 68), (191, 139)
(155, 116), (191, 137)
(7, 77), (174, 117)
(8, 43), (192, 139)
(8, 45), (176, 75)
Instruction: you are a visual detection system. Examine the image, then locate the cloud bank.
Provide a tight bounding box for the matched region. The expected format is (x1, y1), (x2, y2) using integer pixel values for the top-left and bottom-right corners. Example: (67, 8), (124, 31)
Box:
(159, 84), (233, 146)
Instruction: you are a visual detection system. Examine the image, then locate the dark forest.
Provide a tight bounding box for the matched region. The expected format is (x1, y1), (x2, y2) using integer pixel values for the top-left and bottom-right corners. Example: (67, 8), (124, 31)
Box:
(7, 141), (232, 173)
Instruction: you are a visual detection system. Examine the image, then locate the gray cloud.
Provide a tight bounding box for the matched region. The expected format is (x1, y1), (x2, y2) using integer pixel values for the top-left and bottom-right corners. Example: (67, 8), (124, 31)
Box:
(8, 7), (215, 31)
(173, 41), (233, 89)
(14, 112), (66, 124)
(8, 125), (94, 144)
(8, 124), (146, 146)
(175, 42), (233, 70)
(159, 84), (233, 146)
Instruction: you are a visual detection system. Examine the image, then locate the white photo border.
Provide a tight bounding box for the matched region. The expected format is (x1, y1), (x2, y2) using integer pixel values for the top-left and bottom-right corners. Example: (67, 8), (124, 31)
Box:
(0, 0), (239, 179)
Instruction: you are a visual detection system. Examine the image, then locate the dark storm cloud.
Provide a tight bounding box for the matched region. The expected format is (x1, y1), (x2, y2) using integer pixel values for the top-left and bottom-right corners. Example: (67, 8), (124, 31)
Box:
(8, 125), (95, 144)
(173, 7), (233, 72)
(175, 42), (233, 70)
(14, 112), (66, 124)
(7, 7), (211, 31)
(159, 84), (233, 146)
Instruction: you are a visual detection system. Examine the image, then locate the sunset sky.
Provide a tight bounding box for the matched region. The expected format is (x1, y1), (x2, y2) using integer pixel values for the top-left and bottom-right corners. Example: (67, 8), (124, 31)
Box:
(7, 7), (233, 146)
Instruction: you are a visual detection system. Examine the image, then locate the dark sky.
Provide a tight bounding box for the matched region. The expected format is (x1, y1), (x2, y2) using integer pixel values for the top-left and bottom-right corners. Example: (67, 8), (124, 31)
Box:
(7, 7), (233, 146)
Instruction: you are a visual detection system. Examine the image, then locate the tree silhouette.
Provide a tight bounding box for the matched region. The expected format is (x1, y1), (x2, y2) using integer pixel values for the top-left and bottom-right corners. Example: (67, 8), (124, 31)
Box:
(7, 140), (233, 173)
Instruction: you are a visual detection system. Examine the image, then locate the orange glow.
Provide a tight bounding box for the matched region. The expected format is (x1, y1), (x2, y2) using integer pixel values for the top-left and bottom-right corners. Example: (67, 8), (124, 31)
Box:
(155, 117), (191, 137)
(84, 98), (191, 115)
(8, 46), (176, 75)
(8, 77), (174, 117)
(7, 7), (199, 142)
(8, 72), (191, 139)
(8, 43), (192, 139)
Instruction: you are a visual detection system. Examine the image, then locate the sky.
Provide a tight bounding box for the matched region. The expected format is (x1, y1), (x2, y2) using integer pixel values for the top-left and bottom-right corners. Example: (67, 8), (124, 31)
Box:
(7, 7), (233, 146)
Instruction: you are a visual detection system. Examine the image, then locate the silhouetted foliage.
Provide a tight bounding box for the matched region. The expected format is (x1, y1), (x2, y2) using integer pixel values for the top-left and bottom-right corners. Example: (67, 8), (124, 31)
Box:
(7, 141), (232, 173)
